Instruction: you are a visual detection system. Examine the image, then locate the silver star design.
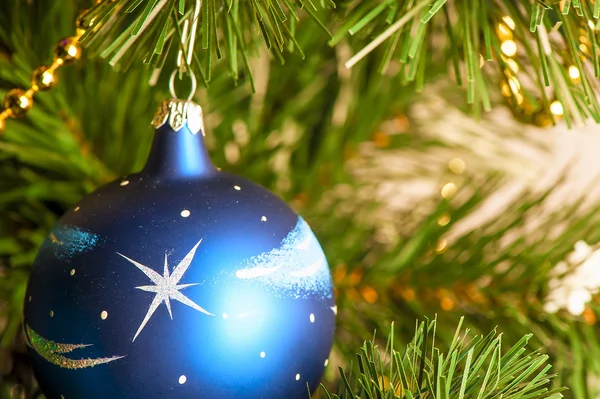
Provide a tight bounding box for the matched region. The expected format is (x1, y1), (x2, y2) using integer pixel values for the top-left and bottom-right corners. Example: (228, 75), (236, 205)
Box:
(117, 239), (214, 342)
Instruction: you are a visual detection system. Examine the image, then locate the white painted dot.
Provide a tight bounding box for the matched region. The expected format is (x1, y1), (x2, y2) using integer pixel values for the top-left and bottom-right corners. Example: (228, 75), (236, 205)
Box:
(181, 209), (191, 218)
(74, 206), (80, 212)
(295, 373), (301, 381)
(310, 313), (315, 323)
(101, 311), (108, 320)
(70, 269), (76, 276)
(261, 216), (267, 222)
(260, 351), (266, 358)
(120, 180), (129, 186)
(324, 359), (329, 367)
(28, 296), (32, 302)
(234, 185), (241, 191)
(179, 375), (187, 384)
(222, 313), (228, 319)
(49, 310), (54, 317)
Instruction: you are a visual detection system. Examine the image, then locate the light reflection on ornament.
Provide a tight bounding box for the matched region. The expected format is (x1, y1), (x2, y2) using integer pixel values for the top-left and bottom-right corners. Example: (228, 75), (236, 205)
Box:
(216, 289), (270, 345)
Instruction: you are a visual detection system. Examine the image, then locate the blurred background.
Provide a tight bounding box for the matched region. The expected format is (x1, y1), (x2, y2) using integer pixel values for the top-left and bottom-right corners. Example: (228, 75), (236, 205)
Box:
(3, 0), (600, 398)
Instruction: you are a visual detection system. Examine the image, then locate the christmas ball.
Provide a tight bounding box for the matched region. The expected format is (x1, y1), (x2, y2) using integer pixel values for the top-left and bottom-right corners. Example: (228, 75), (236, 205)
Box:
(24, 100), (336, 399)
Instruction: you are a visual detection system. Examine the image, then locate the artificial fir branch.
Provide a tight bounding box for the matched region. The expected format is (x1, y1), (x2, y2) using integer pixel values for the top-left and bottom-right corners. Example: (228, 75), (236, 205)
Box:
(320, 319), (565, 399)
(76, 0), (600, 122)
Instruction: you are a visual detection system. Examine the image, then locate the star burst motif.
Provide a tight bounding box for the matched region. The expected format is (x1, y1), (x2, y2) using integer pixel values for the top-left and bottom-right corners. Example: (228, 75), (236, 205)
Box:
(117, 239), (214, 342)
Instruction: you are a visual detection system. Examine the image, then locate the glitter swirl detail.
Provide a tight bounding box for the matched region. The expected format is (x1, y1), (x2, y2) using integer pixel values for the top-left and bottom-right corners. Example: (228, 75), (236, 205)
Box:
(26, 325), (124, 369)
(235, 217), (332, 300)
(49, 225), (100, 261)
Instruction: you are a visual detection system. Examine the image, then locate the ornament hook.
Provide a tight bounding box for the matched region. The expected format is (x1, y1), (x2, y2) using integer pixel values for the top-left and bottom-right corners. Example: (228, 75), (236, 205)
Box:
(169, 69), (197, 102)
(169, 0), (201, 101)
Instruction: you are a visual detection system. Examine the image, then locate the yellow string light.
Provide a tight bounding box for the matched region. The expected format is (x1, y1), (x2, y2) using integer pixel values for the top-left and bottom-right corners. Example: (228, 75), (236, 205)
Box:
(448, 158), (466, 174)
(501, 82), (511, 97)
(496, 23), (513, 40)
(508, 76), (520, 94)
(501, 40), (518, 57)
(550, 100), (564, 116)
(569, 65), (581, 81)
(437, 213), (451, 226)
(502, 16), (516, 30)
(505, 58), (519, 73)
(441, 182), (457, 199)
(435, 239), (448, 253)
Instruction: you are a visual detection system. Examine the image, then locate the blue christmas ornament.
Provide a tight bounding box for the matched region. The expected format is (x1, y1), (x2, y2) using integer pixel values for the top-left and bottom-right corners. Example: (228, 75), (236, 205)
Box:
(23, 99), (336, 399)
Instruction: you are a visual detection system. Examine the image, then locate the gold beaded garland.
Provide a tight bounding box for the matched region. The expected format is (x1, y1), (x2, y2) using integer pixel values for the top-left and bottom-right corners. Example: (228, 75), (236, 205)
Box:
(76, 9), (96, 36)
(53, 37), (82, 65)
(31, 66), (57, 91)
(4, 89), (33, 118)
(0, 6), (96, 131)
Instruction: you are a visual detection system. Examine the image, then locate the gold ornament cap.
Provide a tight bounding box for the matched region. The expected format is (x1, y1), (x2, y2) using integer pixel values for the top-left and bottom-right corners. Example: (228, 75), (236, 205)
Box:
(152, 99), (204, 135)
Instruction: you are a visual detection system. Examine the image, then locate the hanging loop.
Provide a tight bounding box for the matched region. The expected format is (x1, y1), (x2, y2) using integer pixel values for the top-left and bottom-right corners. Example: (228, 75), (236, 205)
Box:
(169, 70), (197, 101)
(170, 0), (201, 100)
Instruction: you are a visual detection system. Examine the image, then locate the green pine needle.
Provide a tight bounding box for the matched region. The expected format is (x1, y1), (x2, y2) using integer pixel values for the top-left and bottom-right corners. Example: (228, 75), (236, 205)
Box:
(319, 320), (565, 399)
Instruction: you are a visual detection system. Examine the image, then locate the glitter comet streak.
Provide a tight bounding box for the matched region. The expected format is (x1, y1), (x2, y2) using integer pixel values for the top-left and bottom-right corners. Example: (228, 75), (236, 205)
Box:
(26, 325), (124, 369)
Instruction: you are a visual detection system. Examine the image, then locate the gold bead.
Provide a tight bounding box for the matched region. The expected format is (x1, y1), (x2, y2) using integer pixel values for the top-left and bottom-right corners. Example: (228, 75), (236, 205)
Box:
(54, 37), (82, 65)
(31, 66), (57, 91)
(0, 117), (5, 132)
(76, 9), (97, 35)
(3, 89), (33, 118)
